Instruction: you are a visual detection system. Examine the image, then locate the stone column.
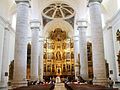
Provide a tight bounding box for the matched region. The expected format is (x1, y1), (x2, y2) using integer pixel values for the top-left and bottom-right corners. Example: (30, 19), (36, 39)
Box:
(74, 36), (80, 79)
(38, 37), (44, 82)
(30, 20), (40, 81)
(88, 0), (107, 85)
(77, 21), (88, 80)
(12, 0), (30, 87)
(0, 26), (10, 87)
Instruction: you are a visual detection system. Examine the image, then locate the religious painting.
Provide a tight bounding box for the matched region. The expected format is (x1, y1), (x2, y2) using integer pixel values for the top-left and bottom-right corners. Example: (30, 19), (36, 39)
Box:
(70, 42), (74, 48)
(71, 52), (74, 59)
(49, 28), (67, 41)
(66, 52), (71, 59)
(44, 52), (47, 59)
(71, 64), (74, 71)
(116, 29), (120, 42)
(66, 43), (70, 48)
(62, 43), (66, 49)
(62, 52), (66, 59)
(117, 51), (120, 61)
(57, 44), (61, 49)
(47, 64), (51, 72)
(51, 43), (55, 49)
(67, 64), (70, 72)
(52, 64), (55, 73)
(52, 52), (55, 59)
(48, 43), (51, 49)
(47, 52), (54, 59)
(44, 43), (47, 48)
(44, 64), (46, 72)
(63, 64), (66, 72)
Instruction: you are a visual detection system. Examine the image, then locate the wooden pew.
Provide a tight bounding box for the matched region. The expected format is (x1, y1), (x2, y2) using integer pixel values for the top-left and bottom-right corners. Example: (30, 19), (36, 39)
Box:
(65, 83), (118, 90)
(13, 84), (55, 90)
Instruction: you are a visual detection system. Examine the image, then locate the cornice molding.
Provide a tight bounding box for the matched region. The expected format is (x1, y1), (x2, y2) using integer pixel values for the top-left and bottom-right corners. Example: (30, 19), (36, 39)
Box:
(0, 16), (15, 33)
(15, 0), (31, 7)
(30, 20), (41, 30)
(88, 0), (102, 3)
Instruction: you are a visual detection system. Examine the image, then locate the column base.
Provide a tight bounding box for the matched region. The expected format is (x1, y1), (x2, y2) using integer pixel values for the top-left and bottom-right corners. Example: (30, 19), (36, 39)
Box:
(39, 78), (43, 82)
(30, 76), (38, 81)
(93, 78), (108, 86)
(12, 81), (27, 89)
(80, 74), (88, 80)
(0, 81), (8, 88)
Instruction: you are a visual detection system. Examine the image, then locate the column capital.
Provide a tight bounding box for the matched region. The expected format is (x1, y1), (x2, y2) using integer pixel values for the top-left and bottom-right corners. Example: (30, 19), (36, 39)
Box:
(39, 36), (44, 42)
(15, 0), (31, 7)
(30, 20), (41, 30)
(76, 20), (88, 30)
(88, 0), (102, 3)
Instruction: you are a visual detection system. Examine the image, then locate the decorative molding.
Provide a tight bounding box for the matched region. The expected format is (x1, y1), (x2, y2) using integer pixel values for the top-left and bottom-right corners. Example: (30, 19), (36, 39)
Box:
(15, 0), (31, 7)
(105, 9), (120, 27)
(76, 20), (88, 30)
(87, 0), (102, 7)
(88, 0), (102, 3)
(107, 26), (112, 30)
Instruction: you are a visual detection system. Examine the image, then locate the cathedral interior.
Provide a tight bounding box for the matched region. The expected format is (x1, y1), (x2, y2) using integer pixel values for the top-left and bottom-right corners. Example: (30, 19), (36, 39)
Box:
(0, 0), (120, 89)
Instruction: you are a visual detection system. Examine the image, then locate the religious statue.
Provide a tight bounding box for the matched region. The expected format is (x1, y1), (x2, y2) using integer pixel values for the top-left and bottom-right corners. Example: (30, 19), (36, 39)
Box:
(56, 51), (62, 60)
(62, 52), (66, 59)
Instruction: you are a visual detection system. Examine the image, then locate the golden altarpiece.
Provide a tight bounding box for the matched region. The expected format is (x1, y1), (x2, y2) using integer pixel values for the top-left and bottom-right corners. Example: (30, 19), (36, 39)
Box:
(8, 28), (94, 80)
(43, 28), (75, 79)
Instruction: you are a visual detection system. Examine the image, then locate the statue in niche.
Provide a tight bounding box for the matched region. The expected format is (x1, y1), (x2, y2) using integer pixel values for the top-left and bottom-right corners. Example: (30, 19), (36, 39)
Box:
(51, 43), (55, 49)
(56, 51), (62, 60)
(71, 52), (74, 59)
(52, 52), (55, 59)
(62, 52), (66, 59)
(62, 43), (66, 49)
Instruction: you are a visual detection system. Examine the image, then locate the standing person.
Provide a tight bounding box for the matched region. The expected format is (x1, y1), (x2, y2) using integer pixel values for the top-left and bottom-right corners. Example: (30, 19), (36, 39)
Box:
(108, 77), (114, 88)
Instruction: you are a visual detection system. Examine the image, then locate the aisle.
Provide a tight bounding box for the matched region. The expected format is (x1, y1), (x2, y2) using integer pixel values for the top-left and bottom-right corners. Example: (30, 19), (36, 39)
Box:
(54, 83), (67, 90)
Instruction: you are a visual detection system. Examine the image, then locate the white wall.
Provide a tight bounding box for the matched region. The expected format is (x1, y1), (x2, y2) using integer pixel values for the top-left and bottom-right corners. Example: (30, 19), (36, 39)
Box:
(103, 9), (120, 81)
(8, 28), (15, 65)
(102, 0), (118, 22)
(103, 26), (117, 81)
(0, 0), (10, 19)
(0, 17), (6, 81)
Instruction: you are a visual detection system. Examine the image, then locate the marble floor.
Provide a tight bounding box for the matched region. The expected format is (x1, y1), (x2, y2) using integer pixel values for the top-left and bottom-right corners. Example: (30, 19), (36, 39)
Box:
(54, 83), (67, 90)
(0, 83), (120, 90)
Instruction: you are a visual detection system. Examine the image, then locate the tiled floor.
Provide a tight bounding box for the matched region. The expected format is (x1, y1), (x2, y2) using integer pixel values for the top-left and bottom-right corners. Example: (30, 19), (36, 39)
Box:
(54, 83), (67, 90)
